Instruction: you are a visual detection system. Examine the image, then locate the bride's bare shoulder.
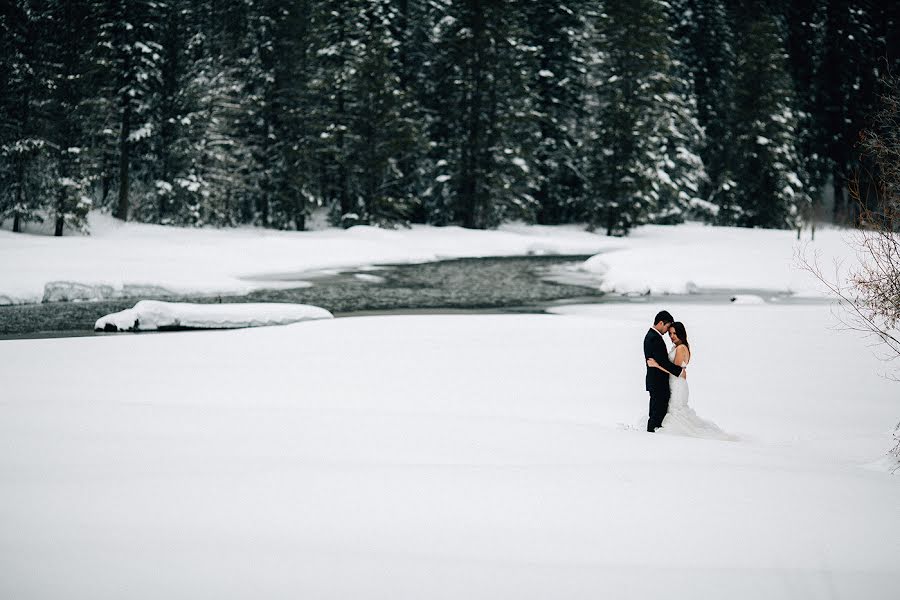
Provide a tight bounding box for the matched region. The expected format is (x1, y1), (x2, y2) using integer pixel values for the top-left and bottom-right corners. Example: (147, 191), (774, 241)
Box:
(675, 344), (691, 364)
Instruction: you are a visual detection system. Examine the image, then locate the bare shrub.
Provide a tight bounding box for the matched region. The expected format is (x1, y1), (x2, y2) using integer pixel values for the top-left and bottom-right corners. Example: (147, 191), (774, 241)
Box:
(800, 71), (900, 465)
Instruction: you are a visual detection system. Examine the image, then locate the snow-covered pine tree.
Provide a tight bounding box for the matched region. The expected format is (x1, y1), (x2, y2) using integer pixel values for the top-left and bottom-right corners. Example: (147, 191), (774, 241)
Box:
(306, 0), (357, 226)
(229, 0), (315, 229)
(0, 3), (55, 232)
(148, 0), (200, 225)
(783, 0), (828, 228)
(816, 0), (893, 224)
(139, 0), (256, 228)
(412, 1), (459, 225)
(589, 0), (707, 235)
(43, 0), (96, 235)
(309, 0), (424, 228)
(389, 0), (432, 224)
(525, 1), (592, 224)
(348, 0), (423, 226)
(91, 0), (164, 222)
(672, 0), (738, 221)
(730, 10), (807, 229)
(656, 0), (710, 223)
(271, 0), (318, 230)
(423, 0), (540, 229)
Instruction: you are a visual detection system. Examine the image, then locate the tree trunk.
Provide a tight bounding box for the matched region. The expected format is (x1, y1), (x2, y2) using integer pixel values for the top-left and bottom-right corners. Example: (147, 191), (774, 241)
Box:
(832, 168), (845, 224)
(55, 179), (66, 237)
(336, 14), (350, 223)
(462, 0), (484, 229)
(13, 158), (24, 233)
(102, 166), (111, 206)
(116, 97), (132, 221)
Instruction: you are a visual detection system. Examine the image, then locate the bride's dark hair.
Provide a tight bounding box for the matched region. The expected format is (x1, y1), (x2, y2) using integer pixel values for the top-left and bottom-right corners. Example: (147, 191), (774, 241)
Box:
(671, 321), (690, 352)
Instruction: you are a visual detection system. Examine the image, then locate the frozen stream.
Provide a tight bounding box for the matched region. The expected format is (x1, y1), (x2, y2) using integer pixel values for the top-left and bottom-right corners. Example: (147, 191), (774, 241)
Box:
(0, 253), (823, 339)
(0, 255), (603, 338)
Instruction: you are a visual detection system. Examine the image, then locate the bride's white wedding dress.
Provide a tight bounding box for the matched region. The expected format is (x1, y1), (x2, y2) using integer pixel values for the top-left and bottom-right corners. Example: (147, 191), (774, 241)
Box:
(657, 347), (735, 440)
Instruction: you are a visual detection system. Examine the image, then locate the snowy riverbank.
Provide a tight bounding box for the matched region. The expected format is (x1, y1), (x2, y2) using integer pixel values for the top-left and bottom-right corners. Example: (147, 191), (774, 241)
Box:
(0, 213), (855, 305)
(0, 213), (617, 305)
(1, 302), (898, 599)
(579, 222), (856, 296)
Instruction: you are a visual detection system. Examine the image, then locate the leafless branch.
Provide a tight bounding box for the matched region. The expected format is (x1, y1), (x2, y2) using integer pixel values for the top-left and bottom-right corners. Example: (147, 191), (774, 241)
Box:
(798, 71), (900, 463)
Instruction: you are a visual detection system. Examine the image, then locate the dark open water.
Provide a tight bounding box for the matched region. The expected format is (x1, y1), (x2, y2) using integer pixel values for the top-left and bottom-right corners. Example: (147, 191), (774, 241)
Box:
(0, 255), (603, 339)
(0, 254), (822, 340)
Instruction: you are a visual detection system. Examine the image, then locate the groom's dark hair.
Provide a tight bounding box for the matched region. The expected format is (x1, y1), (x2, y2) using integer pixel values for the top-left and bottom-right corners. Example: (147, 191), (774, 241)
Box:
(654, 310), (674, 325)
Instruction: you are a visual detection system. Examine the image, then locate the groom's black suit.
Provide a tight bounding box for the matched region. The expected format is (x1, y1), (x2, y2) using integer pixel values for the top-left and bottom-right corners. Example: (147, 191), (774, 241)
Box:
(644, 328), (683, 432)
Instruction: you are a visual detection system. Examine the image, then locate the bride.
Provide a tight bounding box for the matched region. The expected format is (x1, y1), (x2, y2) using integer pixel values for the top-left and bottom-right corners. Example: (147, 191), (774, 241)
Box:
(647, 322), (734, 440)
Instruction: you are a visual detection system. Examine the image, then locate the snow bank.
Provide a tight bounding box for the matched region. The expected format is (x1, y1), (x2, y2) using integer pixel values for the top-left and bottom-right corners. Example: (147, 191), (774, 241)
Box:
(1, 304), (898, 599)
(0, 212), (618, 304)
(580, 223), (856, 297)
(95, 300), (333, 332)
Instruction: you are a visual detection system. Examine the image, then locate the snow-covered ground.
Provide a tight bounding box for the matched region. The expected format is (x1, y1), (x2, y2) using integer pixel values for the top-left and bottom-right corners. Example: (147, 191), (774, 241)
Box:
(0, 213), (853, 304)
(578, 222), (855, 296)
(95, 300), (333, 332)
(2, 302), (898, 599)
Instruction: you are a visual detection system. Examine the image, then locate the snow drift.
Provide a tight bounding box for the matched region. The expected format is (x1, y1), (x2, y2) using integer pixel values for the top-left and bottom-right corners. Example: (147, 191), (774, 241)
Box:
(94, 300), (333, 332)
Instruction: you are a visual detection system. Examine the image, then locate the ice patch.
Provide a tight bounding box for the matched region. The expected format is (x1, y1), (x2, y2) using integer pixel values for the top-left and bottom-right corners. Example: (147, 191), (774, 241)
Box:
(42, 281), (118, 303)
(41, 281), (177, 303)
(95, 300), (333, 332)
(353, 273), (385, 283)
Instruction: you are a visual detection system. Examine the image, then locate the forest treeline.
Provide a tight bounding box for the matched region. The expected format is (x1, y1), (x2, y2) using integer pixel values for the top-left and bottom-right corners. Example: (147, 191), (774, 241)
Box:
(1, 0), (897, 235)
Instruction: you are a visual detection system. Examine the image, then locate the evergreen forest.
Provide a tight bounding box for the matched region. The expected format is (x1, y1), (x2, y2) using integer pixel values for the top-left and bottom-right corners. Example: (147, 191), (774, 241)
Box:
(1, 0), (897, 235)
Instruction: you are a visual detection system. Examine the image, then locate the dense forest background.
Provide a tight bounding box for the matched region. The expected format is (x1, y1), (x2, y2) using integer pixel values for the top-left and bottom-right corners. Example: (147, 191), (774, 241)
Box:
(1, 0), (897, 236)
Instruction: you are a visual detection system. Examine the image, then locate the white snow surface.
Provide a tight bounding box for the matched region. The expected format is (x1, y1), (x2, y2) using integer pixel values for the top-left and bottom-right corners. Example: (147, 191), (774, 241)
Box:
(580, 222), (855, 296)
(2, 303), (898, 599)
(94, 300), (333, 332)
(0, 212), (618, 304)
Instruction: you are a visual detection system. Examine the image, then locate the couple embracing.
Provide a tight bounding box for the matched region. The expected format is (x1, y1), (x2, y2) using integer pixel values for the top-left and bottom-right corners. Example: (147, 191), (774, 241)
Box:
(642, 310), (732, 439)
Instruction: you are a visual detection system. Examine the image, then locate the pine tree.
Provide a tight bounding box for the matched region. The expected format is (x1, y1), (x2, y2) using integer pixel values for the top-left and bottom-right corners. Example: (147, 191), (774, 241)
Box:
(589, 0), (707, 235)
(390, 0), (432, 224)
(0, 3), (54, 232)
(674, 0), (739, 219)
(817, 0), (889, 223)
(730, 11), (807, 228)
(91, 0), (164, 222)
(148, 0), (196, 225)
(783, 0), (828, 226)
(348, 0), (423, 225)
(230, 0), (310, 229)
(525, 1), (592, 224)
(307, 0), (356, 225)
(423, 0), (540, 229)
(131, 0), (244, 227)
(44, 0), (98, 235)
(309, 0), (425, 227)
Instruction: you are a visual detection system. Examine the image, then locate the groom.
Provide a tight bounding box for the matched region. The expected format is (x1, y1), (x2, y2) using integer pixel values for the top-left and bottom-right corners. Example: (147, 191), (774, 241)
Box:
(643, 310), (684, 432)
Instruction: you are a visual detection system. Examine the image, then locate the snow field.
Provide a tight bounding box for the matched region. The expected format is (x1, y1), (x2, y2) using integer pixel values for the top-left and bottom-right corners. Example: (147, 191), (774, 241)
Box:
(1, 302), (898, 599)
